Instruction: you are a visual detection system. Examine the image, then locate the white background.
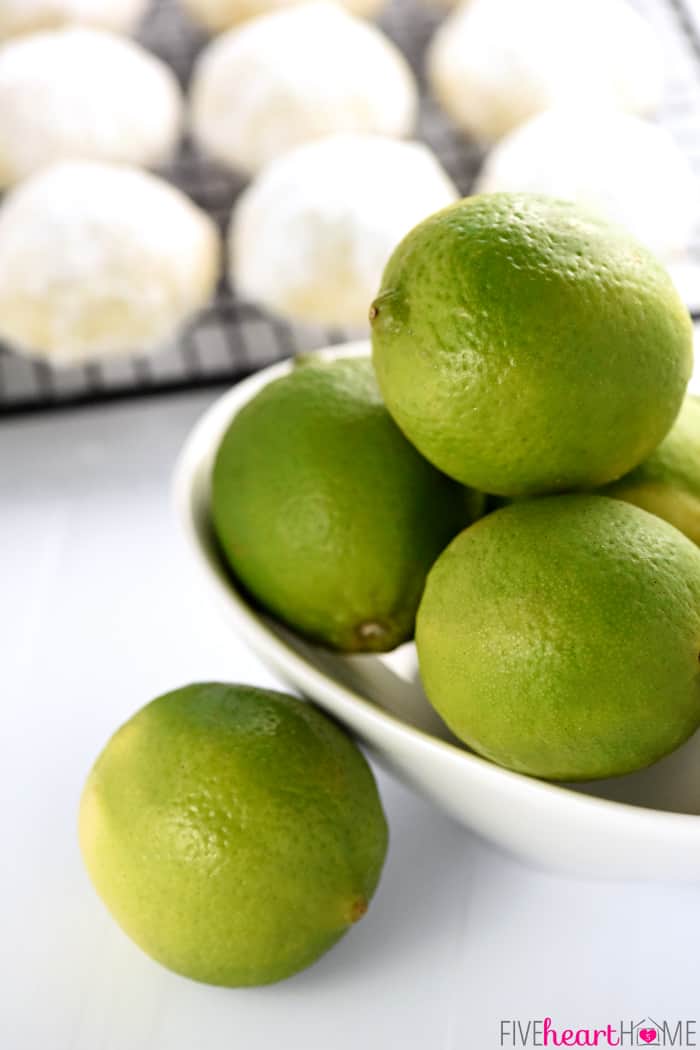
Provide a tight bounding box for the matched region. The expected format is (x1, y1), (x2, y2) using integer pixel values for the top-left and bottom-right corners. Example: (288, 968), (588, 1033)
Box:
(2, 392), (700, 1050)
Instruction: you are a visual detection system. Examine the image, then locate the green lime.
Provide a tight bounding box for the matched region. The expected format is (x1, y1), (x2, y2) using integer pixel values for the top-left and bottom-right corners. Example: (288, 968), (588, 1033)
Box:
(212, 356), (474, 652)
(371, 193), (692, 497)
(79, 683), (388, 986)
(416, 495), (700, 780)
(600, 394), (700, 545)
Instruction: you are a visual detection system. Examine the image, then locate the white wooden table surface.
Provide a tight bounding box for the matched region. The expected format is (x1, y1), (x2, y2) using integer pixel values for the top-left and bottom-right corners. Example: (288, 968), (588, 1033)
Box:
(2, 393), (700, 1050)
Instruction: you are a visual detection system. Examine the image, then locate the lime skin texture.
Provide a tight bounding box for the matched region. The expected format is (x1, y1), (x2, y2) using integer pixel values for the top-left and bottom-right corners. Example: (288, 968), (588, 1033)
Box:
(371, 193), (692, 497)
(211, 356), (473, 652)
(79, 683), (389, 987)
(416, 495), (700, 781)
(489, 397), (700, 541)
(600, 394), (700, 546)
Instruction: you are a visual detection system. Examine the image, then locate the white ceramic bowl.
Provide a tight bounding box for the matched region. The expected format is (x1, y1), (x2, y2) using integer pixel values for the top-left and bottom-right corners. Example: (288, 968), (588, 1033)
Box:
(173, 342), (700, 882)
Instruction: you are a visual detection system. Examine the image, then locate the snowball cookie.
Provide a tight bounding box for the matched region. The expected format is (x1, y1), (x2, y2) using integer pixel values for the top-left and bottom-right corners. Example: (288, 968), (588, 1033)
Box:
(190, 2), (417, 175)
(0, 162), (221, 366)
(231, 135), (457, 326)
(427, 0), (664, 143)
(0, 28), (183, 189)
(475, 109), (699, 264)
(181, 0), (383, 33)
(0, 0), (148, 40)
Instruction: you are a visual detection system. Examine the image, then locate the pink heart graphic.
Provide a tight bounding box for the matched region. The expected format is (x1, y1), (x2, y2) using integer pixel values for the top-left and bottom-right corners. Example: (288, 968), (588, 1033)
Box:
(639, 1030), (657, 1045)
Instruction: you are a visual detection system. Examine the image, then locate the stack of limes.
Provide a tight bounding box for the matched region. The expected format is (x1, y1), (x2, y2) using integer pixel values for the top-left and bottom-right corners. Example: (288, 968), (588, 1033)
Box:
(369, 193), (700, 782)
(81, 192), (700, 989)
(212, 192), (700, 783)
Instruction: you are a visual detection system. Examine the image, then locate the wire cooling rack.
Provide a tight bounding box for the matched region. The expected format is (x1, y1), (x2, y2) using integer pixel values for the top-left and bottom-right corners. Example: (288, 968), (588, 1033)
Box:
(0, 0), (699, 414)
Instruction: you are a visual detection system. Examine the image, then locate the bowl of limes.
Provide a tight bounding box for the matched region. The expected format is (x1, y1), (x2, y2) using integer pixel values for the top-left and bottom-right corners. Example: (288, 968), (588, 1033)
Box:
(174, 193), (700, 883)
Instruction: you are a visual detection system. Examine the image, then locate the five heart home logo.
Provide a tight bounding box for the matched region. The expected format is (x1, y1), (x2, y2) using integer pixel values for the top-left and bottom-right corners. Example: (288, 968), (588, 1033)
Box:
(499, 1017), (697, 1047)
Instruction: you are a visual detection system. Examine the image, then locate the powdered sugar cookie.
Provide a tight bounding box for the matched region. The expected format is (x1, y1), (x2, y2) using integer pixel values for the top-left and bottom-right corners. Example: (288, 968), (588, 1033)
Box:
(190, 3), (416, 175)
(0, 0), (147, 39)
(428, 0), (664, 143)
(0, 162), (221, 365)
(231, 134), (457, 326)
(0, 28), (182, 188)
